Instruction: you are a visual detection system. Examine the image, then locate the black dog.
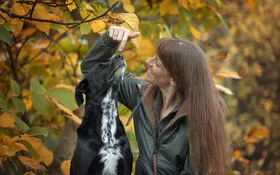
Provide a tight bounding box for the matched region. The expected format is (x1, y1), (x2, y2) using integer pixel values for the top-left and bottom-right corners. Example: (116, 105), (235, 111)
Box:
(70, 55), (133, 175)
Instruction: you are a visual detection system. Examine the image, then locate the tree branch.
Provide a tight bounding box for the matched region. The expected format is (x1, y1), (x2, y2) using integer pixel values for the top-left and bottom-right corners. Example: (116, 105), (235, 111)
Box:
(0, 1), (119, 28)
(29, 0), (38, 19)
(16, 0), (74, 7)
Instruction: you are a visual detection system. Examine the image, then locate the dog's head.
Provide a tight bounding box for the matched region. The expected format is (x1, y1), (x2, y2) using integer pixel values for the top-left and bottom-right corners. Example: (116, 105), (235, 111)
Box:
(75, 55), (126, 106)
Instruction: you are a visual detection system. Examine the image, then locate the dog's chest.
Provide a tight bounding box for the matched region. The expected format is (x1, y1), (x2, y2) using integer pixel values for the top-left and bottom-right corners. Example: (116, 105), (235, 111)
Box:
(99, 87), (123, 174)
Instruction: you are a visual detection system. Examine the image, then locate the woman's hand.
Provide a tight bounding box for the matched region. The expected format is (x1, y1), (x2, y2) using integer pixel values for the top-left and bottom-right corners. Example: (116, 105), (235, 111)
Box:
(108, 26), (140, 51)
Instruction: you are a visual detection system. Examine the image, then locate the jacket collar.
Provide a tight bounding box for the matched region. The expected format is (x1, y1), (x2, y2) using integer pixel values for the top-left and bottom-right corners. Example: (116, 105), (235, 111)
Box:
(139, 83), (187, 134)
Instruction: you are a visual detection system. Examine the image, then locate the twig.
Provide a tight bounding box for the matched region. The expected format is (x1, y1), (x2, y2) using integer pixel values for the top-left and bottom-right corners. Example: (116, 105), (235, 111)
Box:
(16, 0), (74, 7)
(29, 0), (39, 19)
(0, 1), (119, 28)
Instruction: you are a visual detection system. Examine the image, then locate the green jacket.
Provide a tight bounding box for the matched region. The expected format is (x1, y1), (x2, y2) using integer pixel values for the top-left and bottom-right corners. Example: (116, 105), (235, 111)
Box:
(81, 31), (193, 175)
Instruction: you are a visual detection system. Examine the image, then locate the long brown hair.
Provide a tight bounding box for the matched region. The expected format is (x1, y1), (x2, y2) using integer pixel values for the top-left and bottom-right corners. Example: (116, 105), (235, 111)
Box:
(157, 38), (231, 175)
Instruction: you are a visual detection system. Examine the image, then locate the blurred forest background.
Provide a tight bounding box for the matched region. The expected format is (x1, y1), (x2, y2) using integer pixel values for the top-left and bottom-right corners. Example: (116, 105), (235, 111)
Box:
(0, 0), (279, 174)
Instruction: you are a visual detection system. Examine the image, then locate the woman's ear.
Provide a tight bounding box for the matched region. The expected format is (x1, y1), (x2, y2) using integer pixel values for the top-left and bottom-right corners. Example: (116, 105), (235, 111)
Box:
(170, 78), (177, 86)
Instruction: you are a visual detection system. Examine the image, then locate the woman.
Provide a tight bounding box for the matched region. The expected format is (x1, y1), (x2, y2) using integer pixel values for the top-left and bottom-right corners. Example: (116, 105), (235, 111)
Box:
(81, 26), (231, 175)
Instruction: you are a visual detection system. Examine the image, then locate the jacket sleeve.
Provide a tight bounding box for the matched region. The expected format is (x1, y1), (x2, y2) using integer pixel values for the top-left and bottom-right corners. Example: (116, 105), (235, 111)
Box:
(118, 72), (146, 110)
(81, 31), (119, 75)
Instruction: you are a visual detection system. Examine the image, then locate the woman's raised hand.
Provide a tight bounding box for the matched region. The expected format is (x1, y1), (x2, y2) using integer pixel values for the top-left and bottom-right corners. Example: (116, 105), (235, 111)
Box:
(108, 26), (140, 51)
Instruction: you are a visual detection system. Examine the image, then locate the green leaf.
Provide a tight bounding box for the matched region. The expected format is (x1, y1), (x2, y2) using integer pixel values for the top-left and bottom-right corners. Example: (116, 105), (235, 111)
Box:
(29, 63), (49, 77)
(30, 79), (46, 94)
(49, 60), (62, 72)
(0, 25), (12, 45)
(0, 101), (12, 115)
(0, 90), (4, 99)
(26, 126), (48, 138)
(80, 23), (91, 35)
(16, 140), (39, 159)
(10, 79), (21, 96)
(48, 87), (78, 111)
(43, 76), (60, 90)
(12, 98), (26, 114)
(32, 94), (55, 121)
(15, 116), (30, 132)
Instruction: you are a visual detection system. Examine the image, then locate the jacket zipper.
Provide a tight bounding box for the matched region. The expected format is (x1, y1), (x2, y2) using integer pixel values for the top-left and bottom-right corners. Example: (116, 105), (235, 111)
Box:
(153, 115), (185, 175)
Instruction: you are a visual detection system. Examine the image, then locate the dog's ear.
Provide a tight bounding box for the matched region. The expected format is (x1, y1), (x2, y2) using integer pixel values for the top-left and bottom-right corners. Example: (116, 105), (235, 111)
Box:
(75, 79), (88, 106)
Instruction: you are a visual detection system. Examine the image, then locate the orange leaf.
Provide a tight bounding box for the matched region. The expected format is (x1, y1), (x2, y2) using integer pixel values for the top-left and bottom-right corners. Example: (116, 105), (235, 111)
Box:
(215, 50), (228, 60)
(0, 113), (16, 128)
(19, 135), (53, 166)
(248, 126), (270, 138)
(12, 3), (26, 15)
(246, 0), (257, 10)
(18, 156), (47, 172)
(61, 160), (71, 175)
(233, 150), (241, 159)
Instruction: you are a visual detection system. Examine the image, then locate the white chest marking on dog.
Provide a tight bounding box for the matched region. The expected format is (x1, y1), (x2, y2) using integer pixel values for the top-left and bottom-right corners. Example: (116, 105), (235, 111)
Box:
(99, 87), (122, 175)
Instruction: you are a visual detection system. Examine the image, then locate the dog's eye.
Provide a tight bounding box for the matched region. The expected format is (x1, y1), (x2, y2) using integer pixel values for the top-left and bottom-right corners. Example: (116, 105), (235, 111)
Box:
(99, 64), (105, 69)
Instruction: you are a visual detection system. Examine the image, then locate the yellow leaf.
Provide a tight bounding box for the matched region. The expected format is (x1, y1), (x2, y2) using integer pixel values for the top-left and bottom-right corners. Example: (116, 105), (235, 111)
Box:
(0, 113), (16, 128)
(19, 135), (53, 166)
(119, 13), (139, 31)
(122, 0), (135, 13)
(122, 50), (137, 60)
(22, 89), (32, 111)
(66, 0), (77, 12)
(18, 156), (47, 172)
(262, 99), (273, 113)
(132, 36), (156, 57)
(159, 0), (179, 16)
(215, 84), (233, 95)
(178, 0), (190, 10)
(12, 3), (26, 15)
(29, 21), (50, 35)
(216, 68), (241, 79)
(190, 26), (202, 40)
(213, 75), (224, 83)
(188, 0), (206, 9)
(61, 160), (71, 175)
(27, 4), (51, 35)
(89, 19), (106, 33)
(215, 50), (228, 60)
(49, 97), (82, 124)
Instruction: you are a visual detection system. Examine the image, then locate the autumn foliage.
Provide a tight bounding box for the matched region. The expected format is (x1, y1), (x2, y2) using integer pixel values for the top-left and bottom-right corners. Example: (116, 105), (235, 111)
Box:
(0, 0), (279, 174)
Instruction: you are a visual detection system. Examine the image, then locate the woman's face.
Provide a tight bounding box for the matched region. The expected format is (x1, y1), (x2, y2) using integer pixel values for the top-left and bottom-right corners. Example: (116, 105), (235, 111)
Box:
(145, 55), (172, 87)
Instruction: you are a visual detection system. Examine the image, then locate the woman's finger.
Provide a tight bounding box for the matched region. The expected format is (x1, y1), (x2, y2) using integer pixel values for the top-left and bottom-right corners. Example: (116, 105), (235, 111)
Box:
(113, 28), (119, 40)
(116, 30), (124, 41)
(119, 31), (129, 51)
(128, 32), (141, 40)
